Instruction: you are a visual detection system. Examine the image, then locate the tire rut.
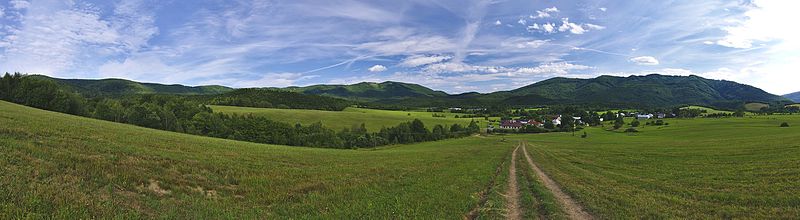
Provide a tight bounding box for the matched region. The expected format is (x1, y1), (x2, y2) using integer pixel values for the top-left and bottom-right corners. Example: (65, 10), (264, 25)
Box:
(521, 142), (593, 220)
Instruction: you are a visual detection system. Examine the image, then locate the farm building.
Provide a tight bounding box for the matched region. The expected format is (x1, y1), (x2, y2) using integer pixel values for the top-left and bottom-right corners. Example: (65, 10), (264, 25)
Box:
(499, 120), (524, 129)
(637, 114), (654, 120)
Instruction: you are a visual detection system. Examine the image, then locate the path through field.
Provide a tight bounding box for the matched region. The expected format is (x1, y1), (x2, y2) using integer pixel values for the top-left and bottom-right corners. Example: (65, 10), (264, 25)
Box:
(521, 142), (593, 220)
(505, 145), (521, 220)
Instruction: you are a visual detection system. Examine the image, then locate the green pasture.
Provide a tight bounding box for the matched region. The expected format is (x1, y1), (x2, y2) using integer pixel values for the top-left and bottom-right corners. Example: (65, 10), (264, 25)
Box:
(210, 105), (491, 132)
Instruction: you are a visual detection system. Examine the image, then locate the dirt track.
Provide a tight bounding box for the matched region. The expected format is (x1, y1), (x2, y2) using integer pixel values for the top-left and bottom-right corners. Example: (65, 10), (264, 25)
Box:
(505, 145), (521, 220)
(521, 142), (593, 220)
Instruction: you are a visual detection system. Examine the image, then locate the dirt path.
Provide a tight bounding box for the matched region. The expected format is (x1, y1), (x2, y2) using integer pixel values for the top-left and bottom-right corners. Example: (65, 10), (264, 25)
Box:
(505, 145), (522, 220)
(520, 142), (593, 220)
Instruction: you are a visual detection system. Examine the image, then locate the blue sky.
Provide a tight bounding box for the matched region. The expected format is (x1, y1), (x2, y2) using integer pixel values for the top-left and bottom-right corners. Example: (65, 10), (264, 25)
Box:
(0, 0), (797, 94)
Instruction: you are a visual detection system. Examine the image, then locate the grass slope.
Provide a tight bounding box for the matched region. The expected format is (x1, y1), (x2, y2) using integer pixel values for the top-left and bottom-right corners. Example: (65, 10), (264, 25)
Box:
(0, 101), (511, 218)
(209, 105), (490, 132)
(505, 115), (800, 218)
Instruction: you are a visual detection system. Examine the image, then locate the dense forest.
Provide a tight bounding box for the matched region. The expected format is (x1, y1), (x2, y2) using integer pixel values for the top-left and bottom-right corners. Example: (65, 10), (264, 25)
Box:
(197, 88), (352, 111)
(0, 73), (479, 148)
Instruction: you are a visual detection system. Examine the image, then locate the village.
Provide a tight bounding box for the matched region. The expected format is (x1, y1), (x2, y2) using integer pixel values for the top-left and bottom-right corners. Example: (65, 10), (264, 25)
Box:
(491, 112), (669, 131)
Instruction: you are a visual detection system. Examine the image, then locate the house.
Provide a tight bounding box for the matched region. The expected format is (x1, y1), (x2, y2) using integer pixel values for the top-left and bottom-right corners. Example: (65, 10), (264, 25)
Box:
(552, 115), (562, 126)
(499, 120), (524, 129)
(448, 107), (462, 111)
(637, 114), (654, 120)
(528, 121), (543, 127)
(656, 113), (667, 119)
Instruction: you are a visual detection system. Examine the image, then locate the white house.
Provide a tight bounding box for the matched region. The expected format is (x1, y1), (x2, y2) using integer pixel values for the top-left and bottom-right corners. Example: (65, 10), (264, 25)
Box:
(552, 115), (562, 126)
(636, 114), (654, 120)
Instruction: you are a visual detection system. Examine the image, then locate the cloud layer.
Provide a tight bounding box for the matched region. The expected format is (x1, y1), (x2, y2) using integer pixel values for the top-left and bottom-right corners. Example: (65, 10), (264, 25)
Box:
(0, 0), (796, 94)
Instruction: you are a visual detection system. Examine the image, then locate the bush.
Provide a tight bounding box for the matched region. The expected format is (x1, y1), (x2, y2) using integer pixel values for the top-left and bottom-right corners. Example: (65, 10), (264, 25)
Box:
(780, 122), (790, 127)
(580, 131), (587, 138)
(624, 128), (639, 133)
(630, 120), (641, 127)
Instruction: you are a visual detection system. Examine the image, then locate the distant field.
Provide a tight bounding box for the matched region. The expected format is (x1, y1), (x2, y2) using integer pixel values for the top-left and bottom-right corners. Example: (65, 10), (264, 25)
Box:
(210, 105), (491, 132)
(681, 105), (734, 115)
(745, 102), (770, 111)
(504, 115), (800, 218)
(0, 101), (511, 218)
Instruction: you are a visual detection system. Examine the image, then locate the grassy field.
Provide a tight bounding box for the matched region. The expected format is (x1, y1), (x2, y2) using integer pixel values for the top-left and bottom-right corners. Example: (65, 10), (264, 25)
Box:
(504, 115), (800, 218)
(5, 99), (800, 218)
(681, 105), (734, 115)
(210, 105), (492, 132)
(0, 101), (513, 219)
(745, 102), (770, 111)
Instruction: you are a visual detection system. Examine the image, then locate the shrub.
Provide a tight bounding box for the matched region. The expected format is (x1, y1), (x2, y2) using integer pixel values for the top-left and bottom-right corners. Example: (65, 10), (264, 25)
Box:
(581, 131), (587, 138)
(780, 122), (789, 127)
(624, 128), (639, 133)
(630, 120), (641, 127)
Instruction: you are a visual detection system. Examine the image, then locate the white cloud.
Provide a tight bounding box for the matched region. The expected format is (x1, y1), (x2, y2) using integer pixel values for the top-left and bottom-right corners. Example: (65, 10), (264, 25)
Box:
(629, 56), (660, 65)
(368, 64), (387, 72)
(533, 7), (559, 19)
(494, 20), (502, 25)
(399, 54), (452, 67)
(501, 38), (548, 49)
(542, 23), (556, 33)
(512, 62), (591, 76)
(558, 18), (587, 34)
(585, 23), (606, 30)
(599, 7), (607, 12)
(517, 18), (526, 25)
(703, 41), (714, 45)
(716, 1), (800, 49)
(9, 0), (29, 9)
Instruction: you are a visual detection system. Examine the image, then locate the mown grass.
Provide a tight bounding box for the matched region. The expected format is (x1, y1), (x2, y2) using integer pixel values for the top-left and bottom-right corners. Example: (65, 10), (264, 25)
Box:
(0, 101), (512, 218)
(505, 115), (800, 218)
(210, 105), (491, 132)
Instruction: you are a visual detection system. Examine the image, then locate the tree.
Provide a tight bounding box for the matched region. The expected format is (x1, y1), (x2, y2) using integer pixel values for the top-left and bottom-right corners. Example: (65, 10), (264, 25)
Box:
(467, 120), (480, 133)
(631, 120), (641, 127)
(733, 109), (746, 117)
(544, 119), (555, 129)
(613, 117), (625, 129)
(781, 122), (790, 127)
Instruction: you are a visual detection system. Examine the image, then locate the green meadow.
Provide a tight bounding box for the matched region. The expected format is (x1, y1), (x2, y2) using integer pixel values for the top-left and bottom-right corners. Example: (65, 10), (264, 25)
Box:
(3, 99), (800, 218)
(681, 105), (734, 115)
(210, 105), (490, 132)
(0, 101), (510, 219)
(504, 115), (800, 218)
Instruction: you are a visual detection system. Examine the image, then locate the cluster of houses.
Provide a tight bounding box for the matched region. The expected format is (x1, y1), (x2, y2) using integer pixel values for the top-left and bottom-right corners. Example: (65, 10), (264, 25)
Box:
(494, 112), (672, 130)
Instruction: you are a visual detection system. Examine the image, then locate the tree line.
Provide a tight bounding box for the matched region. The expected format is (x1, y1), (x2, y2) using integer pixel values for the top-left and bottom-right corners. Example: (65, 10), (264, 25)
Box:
(0, 73), (480, 148)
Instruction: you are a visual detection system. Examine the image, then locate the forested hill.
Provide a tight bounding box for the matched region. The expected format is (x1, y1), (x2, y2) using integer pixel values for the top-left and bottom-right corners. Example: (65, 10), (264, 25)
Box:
(279, 74), (790, 109)
(493, 74), (791, 109)
(198, 88), (352, 111)
(33, 75), (234, 97)
(785, 92), (800, 103)
(284, 81), (448, 102)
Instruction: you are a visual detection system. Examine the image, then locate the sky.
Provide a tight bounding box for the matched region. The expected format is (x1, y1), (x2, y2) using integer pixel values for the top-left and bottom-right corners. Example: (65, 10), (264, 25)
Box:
(0, 0), (798, 95)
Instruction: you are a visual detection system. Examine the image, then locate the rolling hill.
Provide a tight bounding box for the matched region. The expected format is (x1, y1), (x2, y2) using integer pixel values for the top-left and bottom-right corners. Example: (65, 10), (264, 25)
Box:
(785, 92), (800, 103)
(494, 74), (790, 108)
(0, 100), (508, 218)
(284, 81), (448, 102)
(284, 74), (790, 109)
(33, 75), (233, 97)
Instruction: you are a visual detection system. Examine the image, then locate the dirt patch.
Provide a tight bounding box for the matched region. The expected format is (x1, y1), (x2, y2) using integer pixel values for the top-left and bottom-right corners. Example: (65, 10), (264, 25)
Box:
(191, 186), (219, 198)
(505, 145), (522, 220)
(521, 142), (592, 220)
(139, 179), (171, 196)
